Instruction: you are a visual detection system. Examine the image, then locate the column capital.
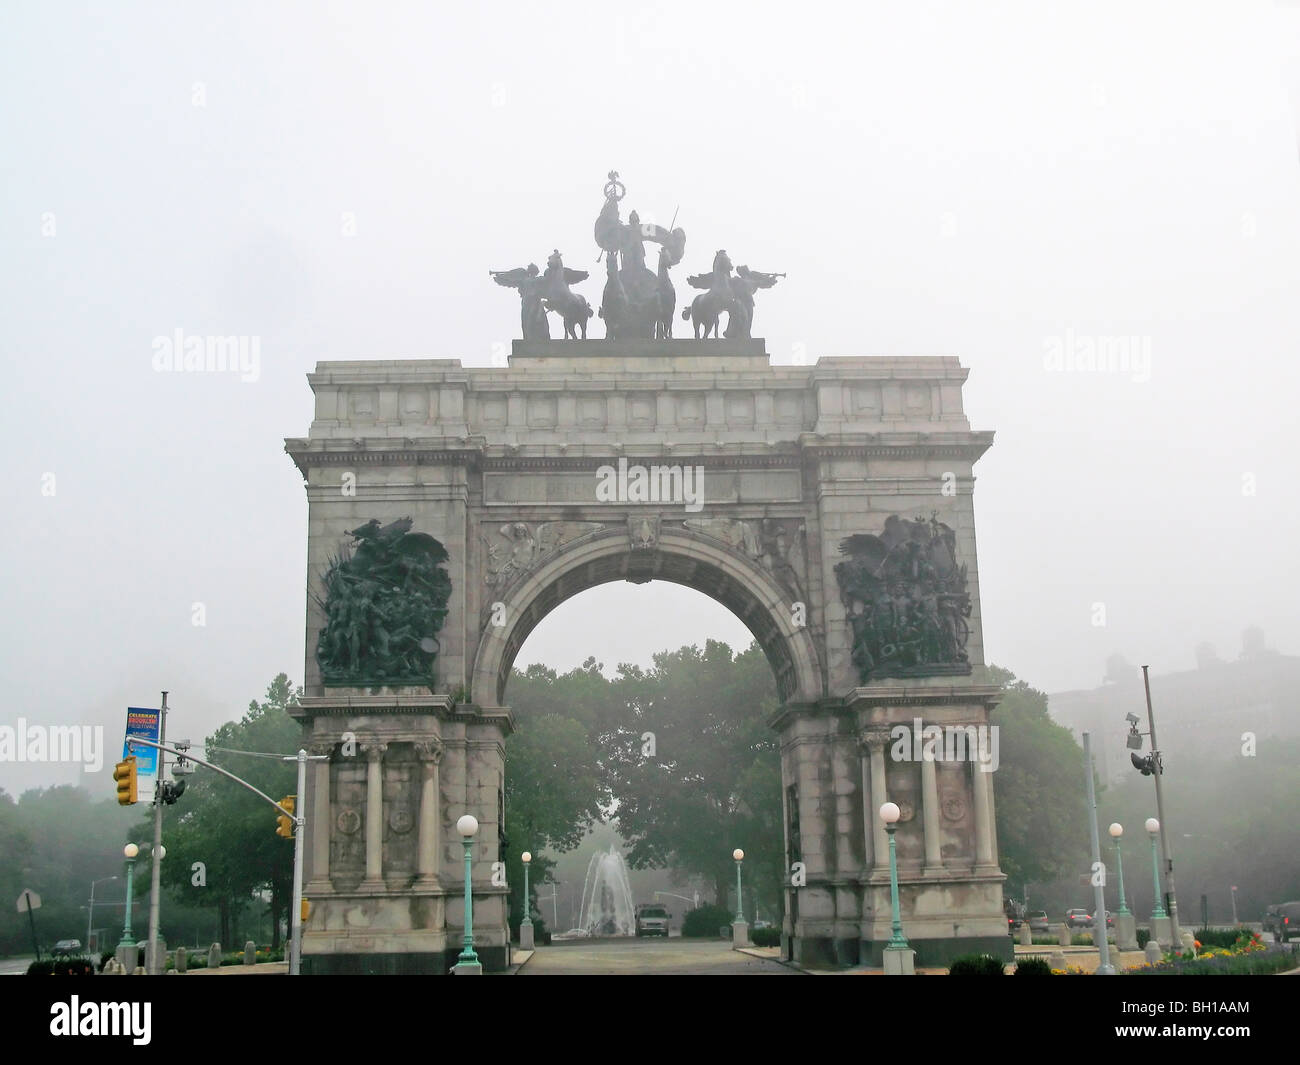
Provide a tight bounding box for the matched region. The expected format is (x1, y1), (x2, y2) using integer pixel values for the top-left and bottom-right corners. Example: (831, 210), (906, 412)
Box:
(361, 742), (388, 762)
(859, 727), (891, 753)
(414, 739), (445, 765)
(308, 742), (334, 759)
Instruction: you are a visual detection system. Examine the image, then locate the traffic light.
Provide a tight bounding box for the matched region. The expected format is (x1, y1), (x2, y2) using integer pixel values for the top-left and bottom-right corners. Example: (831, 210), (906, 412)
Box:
(113, 757), (138, 806)
(1131, 752), (1158, 776)
(276, 796), (296, 838)
(160, 778), (186, 805)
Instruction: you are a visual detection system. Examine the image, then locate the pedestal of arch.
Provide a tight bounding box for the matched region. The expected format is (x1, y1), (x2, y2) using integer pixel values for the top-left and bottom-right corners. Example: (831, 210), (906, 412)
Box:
(288, 689), (513, 974)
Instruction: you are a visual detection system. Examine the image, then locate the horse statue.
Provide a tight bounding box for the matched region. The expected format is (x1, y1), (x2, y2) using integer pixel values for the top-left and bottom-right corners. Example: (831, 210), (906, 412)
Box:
(724, 265), (785, 339)
(594, 170), (686, 339)
(489, 263), (550, 339)
(682, 250), (736, 339)
(598, 249), (628, 337)
(539, 250), (594, 339)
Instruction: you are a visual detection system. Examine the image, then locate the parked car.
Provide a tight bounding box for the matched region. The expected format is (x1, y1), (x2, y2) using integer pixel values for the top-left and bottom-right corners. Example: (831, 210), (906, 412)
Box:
(52, 938), (83, 956)
(1065, 908), (1092, 929)
(1264, 901), (1300, 943)
(1028, 911), (1049, 934)
(634, 904), (670, 938)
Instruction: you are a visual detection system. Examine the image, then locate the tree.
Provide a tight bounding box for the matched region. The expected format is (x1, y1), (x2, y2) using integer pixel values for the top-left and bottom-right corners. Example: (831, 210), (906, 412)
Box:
(503, 660), (613, 930)
(158, 675), (301, 946)
(602, 641), (783, 915)
(980, 664), (1091, 887)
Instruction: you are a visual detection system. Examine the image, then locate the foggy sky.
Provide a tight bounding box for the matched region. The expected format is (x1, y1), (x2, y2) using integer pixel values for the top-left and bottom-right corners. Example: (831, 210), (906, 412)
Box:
(3, 1), (1299, 794)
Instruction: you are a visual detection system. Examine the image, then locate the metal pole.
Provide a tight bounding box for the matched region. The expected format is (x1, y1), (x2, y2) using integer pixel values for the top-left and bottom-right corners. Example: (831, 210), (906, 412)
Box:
(1149, 832), (1166, 918)
(289, 748), (307, 976)
(886, 825), (909, 949)
(457, 836), (479, 967)
(734, 860), (744, 923)
(24, 891), (40, 961)
(1081, 732), (1114, 974)
(120, 857), (136, 946)
(1142, 666), (1182, 948)
(146, 691), (167, 974)
(1114, 838), (1129, 915)
(1230, 886), (1239, 925)
(522, 860), (532, 929)
(87, 881), (95, 950)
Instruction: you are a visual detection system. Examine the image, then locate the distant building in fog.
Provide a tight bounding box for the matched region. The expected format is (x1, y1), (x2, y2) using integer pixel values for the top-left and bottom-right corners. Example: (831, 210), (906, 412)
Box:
(1048, 646), (1300, 787)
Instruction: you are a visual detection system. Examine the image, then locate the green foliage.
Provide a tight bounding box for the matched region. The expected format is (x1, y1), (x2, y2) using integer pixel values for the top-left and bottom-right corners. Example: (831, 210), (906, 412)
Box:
(682, 903), (734, 938)
(977, 664), (1091, 886)
(1132, 944), (1299, 975)
(751, 925), (781, 947)
(26, 957), (93, 976)
(1014, 957), (1052, 975)
(601, 642), (783, 913)
(1193, 927), (1244, 949)
(1136, 928), (1151, 949)
(158, 674), (303, 948)
(948, 953), (1007, 975)
(0, 785), (136, 956)
(1100, 737), (1300, 923)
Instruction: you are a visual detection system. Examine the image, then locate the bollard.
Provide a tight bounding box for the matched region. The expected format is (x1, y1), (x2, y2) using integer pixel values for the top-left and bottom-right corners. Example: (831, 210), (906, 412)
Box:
(244, 940), (256, 965)
(1057, 922), (1071, 947)
(1018, 923), (1032, 946)
(1048, 951), (1067, 971)
(1144, 940), (1163, 965)
(207, 942), (222, 970)
(175, 946), (187, 974)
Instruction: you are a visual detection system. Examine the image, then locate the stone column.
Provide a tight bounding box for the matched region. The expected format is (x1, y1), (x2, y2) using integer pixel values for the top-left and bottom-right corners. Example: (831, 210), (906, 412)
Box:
(306, 742), (333, 892)
(863, 730), (890, 876)
(920, 751), (944, 876)
(361, 742), (387, 890)
(415, 739), (444, 888)
(971, 755), (996, 872)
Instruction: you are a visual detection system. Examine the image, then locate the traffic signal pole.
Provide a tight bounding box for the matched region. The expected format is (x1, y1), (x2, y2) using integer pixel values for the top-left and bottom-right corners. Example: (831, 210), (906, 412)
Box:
(146, 691), (167, 974)
(287, 749), (307, 976)
(125, 735), (321, 974)
(1143, 666), (1182, 951)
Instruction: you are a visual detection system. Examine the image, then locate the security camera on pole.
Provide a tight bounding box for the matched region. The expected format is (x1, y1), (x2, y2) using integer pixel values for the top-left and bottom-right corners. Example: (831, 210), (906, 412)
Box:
(1125, 667), (1183, 951)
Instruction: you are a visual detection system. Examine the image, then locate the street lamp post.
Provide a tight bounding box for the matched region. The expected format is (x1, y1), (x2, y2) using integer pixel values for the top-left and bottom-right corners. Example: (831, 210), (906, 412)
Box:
(117, 844), (139, 971)
(1146, 817), (1171, 948)
(1109, 822), (1138, 950)
(879, 802), (915, 975)
(88, 876), (118, 953)
(731, 849), (748, 948)
(452, 815), (482, 975)
(520, 851), (535, 950)
(1230, 885), (1239, 926)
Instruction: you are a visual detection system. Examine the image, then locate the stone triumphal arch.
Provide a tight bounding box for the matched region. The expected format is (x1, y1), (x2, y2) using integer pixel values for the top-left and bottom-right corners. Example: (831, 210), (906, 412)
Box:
(284, 338), (1007, 973)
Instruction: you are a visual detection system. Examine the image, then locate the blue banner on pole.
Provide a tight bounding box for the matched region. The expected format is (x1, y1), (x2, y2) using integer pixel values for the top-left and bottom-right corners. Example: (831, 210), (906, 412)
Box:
(124, 708), (161, 803)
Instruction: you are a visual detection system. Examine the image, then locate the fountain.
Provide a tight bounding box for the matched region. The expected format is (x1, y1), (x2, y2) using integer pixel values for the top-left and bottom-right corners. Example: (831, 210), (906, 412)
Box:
(571, 845), (636, 937)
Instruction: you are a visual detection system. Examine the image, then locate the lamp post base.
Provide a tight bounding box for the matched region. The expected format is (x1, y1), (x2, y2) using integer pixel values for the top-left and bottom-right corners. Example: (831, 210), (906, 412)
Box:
(451, 958), (483, 975)
(519, 920), (535, 950)
(731, 920), (749, 948)
(882, 946), (915, 975)
(1114, 912), (1139, 951)
(1150, 915), (1171, 949)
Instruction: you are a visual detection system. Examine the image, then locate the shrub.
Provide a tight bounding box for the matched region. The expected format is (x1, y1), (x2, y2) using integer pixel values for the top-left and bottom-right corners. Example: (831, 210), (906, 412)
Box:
(99, 950), (114, 972)
(25, 960), (54, 976)
(751, 926), (781, 947)
(1013, 957), (1052, 976)
(682, 904), (735, 938)
(1193, 927), (1243, 949)
(1136, 928), (1151, 949)
(948, 953), (1006, 975)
